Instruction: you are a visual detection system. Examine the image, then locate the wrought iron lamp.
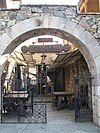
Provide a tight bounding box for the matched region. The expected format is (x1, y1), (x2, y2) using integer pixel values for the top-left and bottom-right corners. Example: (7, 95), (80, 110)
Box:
(41, 54), (47, 61)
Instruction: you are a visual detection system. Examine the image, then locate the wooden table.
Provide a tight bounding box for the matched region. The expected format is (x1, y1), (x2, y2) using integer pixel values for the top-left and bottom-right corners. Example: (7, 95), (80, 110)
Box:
(53, 92), (73, 96)
(52, 91), (74, 110)
(9, 91), (27, 94)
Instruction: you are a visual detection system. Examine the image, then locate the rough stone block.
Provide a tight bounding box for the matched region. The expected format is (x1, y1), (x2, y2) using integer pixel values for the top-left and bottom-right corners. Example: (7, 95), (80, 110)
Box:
(56, 18), (69, 30)
(6, 18), (36, 40)
(92, 94), (95, 105)
(93, 114), (98, 125)
(7, 19), (16, 28)
(93, 104), (98, 115)
(95, 86), (100, 96)
(49, 16), (63, 29)
(79, 30), (92, 44)
(88, 43), (100, 58)
(95, 96), (100, 107)
(94, 57), (100, 73)
(98, 108), (100, 117)
(79, 16), (90, 30)
(63, 19), (77, 35)
(0, 33), (12, 55)
(79, 31), (100, 58)
(98, 117), (100, 126)
(71, 24), (85, 38)
(92, 86), (95, 95)
(41, 14), (50, 28)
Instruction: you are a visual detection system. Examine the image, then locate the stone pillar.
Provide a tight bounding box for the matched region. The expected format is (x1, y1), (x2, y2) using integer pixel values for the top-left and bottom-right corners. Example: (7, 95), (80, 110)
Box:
(92, 74), (100, 126)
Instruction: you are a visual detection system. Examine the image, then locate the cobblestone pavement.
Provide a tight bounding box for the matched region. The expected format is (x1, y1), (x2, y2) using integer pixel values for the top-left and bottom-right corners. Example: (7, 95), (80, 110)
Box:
(0, 103), (100, 133)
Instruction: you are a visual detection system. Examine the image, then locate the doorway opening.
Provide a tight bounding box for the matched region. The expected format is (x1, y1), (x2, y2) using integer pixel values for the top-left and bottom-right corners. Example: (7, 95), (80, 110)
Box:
(1, 35), (93, 123)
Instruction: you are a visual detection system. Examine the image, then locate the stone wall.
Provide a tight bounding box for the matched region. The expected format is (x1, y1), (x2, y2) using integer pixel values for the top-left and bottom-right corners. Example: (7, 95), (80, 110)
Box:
(0, 5), (100, 43)
(64, 55), (89, 93)
(75, 14), (100, 43)
(0, 5), (100, 126)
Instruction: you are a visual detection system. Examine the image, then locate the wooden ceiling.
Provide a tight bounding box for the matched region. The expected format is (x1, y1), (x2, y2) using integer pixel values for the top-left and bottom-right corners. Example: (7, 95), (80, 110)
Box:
(8, 50), (81, 71)
(8, 51), (57, 67)
(49, 50), (82, 71)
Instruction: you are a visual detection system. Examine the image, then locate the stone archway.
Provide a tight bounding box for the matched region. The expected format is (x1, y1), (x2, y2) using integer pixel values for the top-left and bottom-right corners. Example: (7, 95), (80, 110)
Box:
(0, 14), (100, 126)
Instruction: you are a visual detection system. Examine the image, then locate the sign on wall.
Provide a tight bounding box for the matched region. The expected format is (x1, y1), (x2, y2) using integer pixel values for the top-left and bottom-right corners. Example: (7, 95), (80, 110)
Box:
(21, 44), (69, 53)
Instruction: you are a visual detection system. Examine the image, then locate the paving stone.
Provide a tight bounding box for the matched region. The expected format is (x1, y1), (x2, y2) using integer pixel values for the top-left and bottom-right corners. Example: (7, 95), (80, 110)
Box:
(0, 103), (99, 133)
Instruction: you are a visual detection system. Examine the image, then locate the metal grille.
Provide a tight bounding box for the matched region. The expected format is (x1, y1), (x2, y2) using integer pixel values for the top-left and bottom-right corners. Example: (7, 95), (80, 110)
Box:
(74, 71), (93, 122)
(32, 102), (46, 123)
(1, 63), (48, 123)
(19, 102), (47, 123)
(1, 81), (47, 123)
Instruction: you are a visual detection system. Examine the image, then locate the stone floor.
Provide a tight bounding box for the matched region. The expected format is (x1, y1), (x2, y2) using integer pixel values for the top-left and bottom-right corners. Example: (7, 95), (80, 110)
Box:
(0, 103), (100, 133)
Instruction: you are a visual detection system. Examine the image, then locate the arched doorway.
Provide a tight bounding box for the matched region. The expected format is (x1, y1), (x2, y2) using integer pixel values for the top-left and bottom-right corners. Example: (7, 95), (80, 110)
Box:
(0, 15), (100, 125)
